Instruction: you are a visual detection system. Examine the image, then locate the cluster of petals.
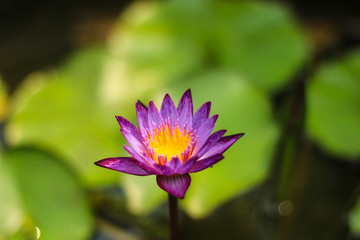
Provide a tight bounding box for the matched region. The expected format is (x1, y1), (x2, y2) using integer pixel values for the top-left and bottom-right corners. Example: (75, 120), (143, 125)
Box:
(95, 89), (244, 198)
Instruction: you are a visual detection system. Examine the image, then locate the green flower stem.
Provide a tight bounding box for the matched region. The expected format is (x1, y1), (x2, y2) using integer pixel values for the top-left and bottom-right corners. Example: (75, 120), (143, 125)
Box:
(168, 194), (178, 240)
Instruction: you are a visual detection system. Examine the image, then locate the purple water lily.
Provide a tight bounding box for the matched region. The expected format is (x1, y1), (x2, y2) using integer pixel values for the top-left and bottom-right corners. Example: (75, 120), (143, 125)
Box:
(95, 89), (244, 198)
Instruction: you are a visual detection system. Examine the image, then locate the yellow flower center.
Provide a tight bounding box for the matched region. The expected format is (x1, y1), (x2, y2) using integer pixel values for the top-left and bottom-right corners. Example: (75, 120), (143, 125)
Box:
(147, 124), (193, 165)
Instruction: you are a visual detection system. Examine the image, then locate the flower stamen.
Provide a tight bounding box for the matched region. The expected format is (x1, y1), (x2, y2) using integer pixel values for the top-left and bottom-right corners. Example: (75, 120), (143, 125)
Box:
(147, 123), (193, 164)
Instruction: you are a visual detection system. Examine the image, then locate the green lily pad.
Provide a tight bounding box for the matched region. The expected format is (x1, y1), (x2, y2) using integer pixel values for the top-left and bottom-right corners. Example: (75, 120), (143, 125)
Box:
(307, 49), (360, 159)
(6, 46), (129, 184)
(105, 0), (203, 99)
(350, 196), (360, 237)
(213, 1), (308, 91)
(0, 153), (23, 238)
(107, 0), (307, 93)
(3, 147), (94, 240)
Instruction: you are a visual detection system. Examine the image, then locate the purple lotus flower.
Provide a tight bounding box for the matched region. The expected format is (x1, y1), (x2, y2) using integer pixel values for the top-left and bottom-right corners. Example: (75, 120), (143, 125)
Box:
(95, 89), (244, 198)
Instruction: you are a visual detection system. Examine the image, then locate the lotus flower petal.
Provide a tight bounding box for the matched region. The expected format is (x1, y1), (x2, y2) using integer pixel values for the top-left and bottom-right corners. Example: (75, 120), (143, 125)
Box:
(192, 102), (211, 131)
(116, 116), (143, 142)
(136, 102), (149, 136)
(177, 89), (193, 115)
(195, 130), (227, 157)
(120, 128), (146, 154)
(156, 174), (191, 198)
(200, 133), (245, 159)
(178, 98), (193, 133)
(188, 154), (225, 173)
(193, 114), (219, 153)
(95, 157), (152, 176)
(148, 101), (163, 131)
(160, 94), (178, 126)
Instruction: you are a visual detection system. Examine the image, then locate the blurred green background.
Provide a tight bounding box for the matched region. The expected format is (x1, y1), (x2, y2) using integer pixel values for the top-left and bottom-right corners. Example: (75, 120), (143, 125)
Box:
(0, 0), (359, 239)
